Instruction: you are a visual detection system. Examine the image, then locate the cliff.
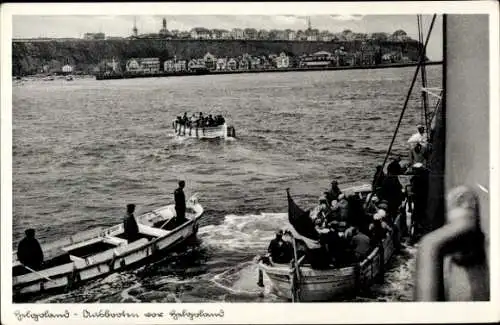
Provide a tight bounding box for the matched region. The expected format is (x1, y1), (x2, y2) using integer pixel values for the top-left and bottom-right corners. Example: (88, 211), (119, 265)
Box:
(12, 39), (423, 76)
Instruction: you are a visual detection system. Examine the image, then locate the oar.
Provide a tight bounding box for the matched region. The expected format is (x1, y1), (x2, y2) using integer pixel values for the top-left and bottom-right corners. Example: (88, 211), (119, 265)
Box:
(22, 264), (55, 282)
(256, 255), (265, 287)
(290, 235), (302, 302)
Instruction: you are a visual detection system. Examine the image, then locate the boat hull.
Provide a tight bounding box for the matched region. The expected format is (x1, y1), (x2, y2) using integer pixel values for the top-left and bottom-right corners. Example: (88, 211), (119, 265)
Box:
(173, 122), (234, 139)
(259, 214), (400, 302)
(12, 197), (203, 301)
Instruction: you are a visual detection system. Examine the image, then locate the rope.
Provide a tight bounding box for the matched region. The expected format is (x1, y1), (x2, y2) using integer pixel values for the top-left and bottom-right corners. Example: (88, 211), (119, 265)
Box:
(417, 15), (425, 128)
(418, 15), (430, 143)
(366, 14), (437, 205)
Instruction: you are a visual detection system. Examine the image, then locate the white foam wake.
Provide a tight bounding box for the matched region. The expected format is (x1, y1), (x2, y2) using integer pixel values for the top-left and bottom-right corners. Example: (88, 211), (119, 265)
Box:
(198, 212), (288, 251)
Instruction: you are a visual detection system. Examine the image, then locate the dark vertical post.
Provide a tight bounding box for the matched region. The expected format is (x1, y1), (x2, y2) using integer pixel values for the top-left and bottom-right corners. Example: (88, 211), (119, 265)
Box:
(424, 15), (446, 234)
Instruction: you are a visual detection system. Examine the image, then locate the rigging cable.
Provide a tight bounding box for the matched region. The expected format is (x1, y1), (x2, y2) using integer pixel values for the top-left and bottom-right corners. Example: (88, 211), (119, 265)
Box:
(417, 15), (426, 129)
(366, 14), (437, 205)
(418, 15), (430, 143)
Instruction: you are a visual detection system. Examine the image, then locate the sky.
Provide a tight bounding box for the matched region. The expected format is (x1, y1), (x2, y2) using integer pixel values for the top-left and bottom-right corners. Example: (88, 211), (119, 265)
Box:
(12, 15), (443, 60)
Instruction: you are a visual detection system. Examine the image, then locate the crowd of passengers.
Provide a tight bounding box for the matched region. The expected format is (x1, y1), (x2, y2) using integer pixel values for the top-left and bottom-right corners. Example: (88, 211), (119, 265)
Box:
(263, 126), (431, 269)
(175, 112), (226, 129)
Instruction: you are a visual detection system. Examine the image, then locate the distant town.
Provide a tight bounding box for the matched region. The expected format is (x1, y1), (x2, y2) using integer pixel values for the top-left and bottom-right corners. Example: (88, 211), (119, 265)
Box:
(13, 16), (431, 79)
(14, 17), (413, 43)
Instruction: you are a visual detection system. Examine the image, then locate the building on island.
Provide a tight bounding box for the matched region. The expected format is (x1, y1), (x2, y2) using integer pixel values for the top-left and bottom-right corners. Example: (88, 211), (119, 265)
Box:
(276, 52), (290, 69)
(174, 60), (187, 72)
(227, 58), (237, 70)
(203, 52), (217, 70)
(249, 56), (262, 69)
(244, 28), (258, 40)
(299, 51), (335, 68)
(257, 29), (269, 40)
(164, 59), (175, 72)
(231, 28), (245, 40)
(126, 58), (160, 74)
(159, 17), (172, 39)
(126, 59), (141, 73)
(216, 58), (227, 71)
(238, 57), (249, 70)
(188, 59), (206, 71)
(210, 29), (224, 40)
(190, 27), (211, 40)
(84, 33), (105, 40)
(141, 58), (160, 73)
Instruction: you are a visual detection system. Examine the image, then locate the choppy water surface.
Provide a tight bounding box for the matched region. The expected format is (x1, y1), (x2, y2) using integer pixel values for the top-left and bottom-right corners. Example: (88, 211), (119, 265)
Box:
(13, 67), (441, 302)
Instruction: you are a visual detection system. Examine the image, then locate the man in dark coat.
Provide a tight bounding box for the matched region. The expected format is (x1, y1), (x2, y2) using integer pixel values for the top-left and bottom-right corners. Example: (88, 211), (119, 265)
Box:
(387, 155), (403, 176)
(123, 204), (140, 243)
(379, 167), (404, 221)
(174, 180), (187, 222)
(410, 164), (430, 235)
(372, 165), (386, 196)
(267, 230), (292, 264)
(17, 229), (44, 270)
(348, 227), (371, 261)
(326, 180), (342, 205)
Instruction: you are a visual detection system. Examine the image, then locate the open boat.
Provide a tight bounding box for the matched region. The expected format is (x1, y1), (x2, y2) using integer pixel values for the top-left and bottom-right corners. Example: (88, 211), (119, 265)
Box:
(258, 14), (445, 302)
(12, 195), (203, 301)
(258, 184), (404, 301)
(173, 121), (236, 139)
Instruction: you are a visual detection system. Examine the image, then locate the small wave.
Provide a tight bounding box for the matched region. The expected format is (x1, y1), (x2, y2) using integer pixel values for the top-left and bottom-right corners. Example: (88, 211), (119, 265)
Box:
(211, 261), (275, 297)
(198, 212), (288, 252)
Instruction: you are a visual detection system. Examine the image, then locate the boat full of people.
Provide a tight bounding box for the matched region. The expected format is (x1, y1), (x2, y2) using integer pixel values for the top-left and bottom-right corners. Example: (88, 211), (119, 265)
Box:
(257, 177), (410, 301)
(173, 112), (236, 139)
(12, 194), (203, 301)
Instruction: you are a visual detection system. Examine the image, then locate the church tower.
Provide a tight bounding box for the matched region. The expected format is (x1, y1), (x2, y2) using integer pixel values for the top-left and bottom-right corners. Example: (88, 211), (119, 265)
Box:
(160, 17), (168, 35)
(132, 17), (138, 37)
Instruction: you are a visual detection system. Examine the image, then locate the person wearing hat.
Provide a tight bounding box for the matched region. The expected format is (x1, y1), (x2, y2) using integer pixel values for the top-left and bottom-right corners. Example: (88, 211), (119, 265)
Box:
(369, 209), (392, 247)
(372, 165), (386, 196)
(17, 228), (44, 270)
(379, 162), (404, 221)
(377, 200), (389, 212)
(410, 162), (430, 236)
(337, 194), (350, 224)
(388, 155), (404, 176)
(267, 230), (292, 264)
(410, 142), (427, 166)
(174, 180), (187, 223)
(311, 195), (330, 225)
(326, 180), (342, 205)
(348, 227), (371, 262)
(408, 125), (427, 146)
(123, 203), (140, 243)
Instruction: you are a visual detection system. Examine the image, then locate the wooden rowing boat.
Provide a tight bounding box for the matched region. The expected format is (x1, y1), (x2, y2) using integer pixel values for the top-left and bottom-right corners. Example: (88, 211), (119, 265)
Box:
(258, 184), (404, 302)
(12, 195), (204, 301)
(173, 122), (236, 139)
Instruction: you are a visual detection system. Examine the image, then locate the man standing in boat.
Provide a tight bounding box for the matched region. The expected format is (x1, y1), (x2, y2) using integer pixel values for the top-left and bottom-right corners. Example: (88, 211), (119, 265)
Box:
(17, 228), (44, 270)
(388, 155), (404, 175)
(326, 180), (342, 206)
(408, 125), (427, 145)
(174, 180), (187, 223)
(123, 204), (140, 243)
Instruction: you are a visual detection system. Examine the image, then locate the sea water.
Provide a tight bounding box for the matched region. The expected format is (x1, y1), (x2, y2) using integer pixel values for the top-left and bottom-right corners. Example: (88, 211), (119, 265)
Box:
(12, 66), (441, 302)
